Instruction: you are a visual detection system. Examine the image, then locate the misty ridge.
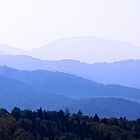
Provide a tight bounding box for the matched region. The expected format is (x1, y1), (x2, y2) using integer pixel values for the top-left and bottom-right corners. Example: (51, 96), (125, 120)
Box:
(0, 37), (140, 120)
(1, 37), (140, 140)
(0, 37), (140, 62)
(1, 0), (140, 139)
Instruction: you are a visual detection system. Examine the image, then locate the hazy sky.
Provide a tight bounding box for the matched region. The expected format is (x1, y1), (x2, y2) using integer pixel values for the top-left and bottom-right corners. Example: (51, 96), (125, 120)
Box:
(0, 0), (140, 50)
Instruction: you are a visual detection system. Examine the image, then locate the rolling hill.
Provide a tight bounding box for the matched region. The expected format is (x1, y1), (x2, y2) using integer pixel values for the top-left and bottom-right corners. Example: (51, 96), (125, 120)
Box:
(28, 37), (140, 63)
(0, 55), (140, 89)
(0, 44), (26, 55)
(0, 37), (140, 63)
(0, 76), (140, 119)
(0, 68), (140, 119)
(0, 75), (74, 110)
(70, 97), (140, 119)
(0, 66), (140, 102)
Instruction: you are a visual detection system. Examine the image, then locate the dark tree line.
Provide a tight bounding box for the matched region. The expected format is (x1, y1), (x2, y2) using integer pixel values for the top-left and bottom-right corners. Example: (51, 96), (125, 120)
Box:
(0, 107), (140, 140)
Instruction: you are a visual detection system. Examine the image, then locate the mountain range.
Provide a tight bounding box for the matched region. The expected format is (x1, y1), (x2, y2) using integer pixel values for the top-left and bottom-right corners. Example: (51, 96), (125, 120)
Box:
(0, 70), (140, 119)
(0, 37), (140, 63)
(0, 66), (140, 101)
(0, 55), (139, 89)
(0, 37), (140, 119)
(0, 44), (26, 55)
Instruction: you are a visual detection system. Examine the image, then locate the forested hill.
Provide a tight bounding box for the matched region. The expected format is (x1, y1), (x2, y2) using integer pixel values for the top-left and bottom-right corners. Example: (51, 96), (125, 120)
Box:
(0, 108), (140, 140)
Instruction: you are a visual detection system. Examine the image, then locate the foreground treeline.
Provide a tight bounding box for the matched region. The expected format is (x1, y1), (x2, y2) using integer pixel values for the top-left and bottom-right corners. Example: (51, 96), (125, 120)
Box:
(0, 108), (140, 140)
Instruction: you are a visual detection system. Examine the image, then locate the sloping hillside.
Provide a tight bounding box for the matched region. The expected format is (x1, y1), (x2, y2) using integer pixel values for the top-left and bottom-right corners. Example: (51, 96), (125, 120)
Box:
(0, 66), (140, 101)
(0, 74), (140, 119)
(0, 55), (140, 89)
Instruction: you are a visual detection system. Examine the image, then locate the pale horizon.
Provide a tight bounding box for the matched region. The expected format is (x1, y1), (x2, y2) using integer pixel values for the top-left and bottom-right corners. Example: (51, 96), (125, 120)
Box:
(0, 0), (140, 50)
(0, 0), (140, 63)
(1, 36), (140, 51)
(0, 36), (140, 63)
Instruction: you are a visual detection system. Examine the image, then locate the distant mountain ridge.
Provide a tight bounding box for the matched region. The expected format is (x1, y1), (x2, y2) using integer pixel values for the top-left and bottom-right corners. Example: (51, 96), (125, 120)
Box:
(0, 55), (140, 89)
(0, 73), (140, 119)
(27, 37), (140, 63)
(0, 74), (140, 119)
(0, 37), (140, 119)
(71, 97), (140, 119)
(0, 66), (140, 102)
(0, 37), (140, 63)
(0, 44), (26, 55)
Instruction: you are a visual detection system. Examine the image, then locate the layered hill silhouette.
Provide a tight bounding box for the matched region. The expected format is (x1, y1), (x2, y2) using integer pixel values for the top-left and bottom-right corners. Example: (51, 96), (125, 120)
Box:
(0, 44), (26, 55)
(0, 66), (140, 101)
(0, 73), (140, 119)
(0, 37), (140, 119)
(28, 37), (140, 63)
(0, 66), (140, 118)
(0, 37), (140, 63)
(0, 55), (140, 89)
(71, 97), (140, 119)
